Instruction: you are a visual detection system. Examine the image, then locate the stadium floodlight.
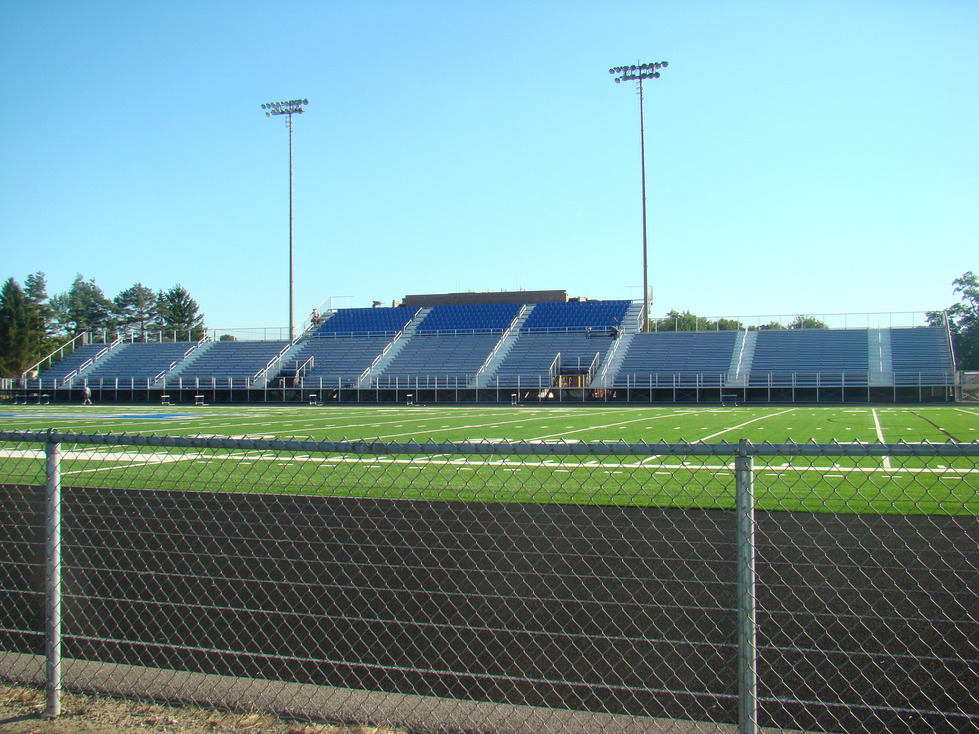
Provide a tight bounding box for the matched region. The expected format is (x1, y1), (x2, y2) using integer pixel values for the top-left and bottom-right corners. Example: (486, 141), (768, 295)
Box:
(262, 98), (309, 341)
(610, 62), (667, 332)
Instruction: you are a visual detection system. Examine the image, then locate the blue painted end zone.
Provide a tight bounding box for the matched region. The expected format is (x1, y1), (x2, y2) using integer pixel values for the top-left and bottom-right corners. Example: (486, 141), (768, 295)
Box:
(112, 414), (194, 419)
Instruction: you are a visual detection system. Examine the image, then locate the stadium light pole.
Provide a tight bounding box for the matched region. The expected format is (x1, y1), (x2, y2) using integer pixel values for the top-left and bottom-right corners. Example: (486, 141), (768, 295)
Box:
(262, 98), (309, 341)
(610, 62), (667, 333)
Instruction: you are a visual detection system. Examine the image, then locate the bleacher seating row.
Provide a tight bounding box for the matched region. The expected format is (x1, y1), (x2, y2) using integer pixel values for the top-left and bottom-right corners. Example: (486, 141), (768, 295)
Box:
(312, 307), (418, 336)
(372, 334), (502, 388)
(28, 301), (957, 396)
(521, 300), (630, 332)
(415, 303), (522, 334)
(615, 331), (738, 388)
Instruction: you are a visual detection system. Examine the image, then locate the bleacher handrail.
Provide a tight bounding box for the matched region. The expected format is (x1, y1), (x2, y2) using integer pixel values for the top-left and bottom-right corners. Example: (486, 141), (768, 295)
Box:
(357, 329), (404, 384)
(414, 327), (507, 336)
(941, 309), (958, 370)
(60, 336), (122, 387)
(294, 355), (315, 379)
(472, 307), (526, 384)
(248, 329), (308, 385)
(587, 352), (601, 385)
(596, 336), (624, 387)
(21, 332), (87, 381)
(548, 353), (561, 385)
(152, 337), (210, 386)
(521, 325), (613, 334)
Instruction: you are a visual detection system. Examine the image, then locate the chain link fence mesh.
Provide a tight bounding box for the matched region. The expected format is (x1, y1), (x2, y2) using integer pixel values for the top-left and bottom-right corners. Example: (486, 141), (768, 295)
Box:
(1, 431), (977, 734)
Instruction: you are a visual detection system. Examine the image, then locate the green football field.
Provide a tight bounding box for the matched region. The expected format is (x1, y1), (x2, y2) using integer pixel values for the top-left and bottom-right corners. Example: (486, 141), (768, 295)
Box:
(1, 403), (977, 514)
(2, 402), (977, 442)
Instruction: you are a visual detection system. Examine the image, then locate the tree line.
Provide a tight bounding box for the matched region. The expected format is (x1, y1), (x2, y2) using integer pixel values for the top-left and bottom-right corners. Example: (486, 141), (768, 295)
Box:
(0, 273), (204, 377)
(651, 311), (828, 332)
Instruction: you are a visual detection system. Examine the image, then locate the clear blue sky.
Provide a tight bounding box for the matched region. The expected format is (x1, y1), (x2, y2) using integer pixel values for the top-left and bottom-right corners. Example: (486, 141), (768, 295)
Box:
(1, 0), (976, 333)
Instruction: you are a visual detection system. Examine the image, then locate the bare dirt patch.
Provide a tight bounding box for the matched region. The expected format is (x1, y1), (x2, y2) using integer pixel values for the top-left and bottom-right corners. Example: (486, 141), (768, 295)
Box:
(0, 683), (402, 734)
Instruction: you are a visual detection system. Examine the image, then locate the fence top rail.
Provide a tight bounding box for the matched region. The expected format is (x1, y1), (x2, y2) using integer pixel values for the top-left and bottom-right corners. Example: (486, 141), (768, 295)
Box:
(2, 430), (978, 457)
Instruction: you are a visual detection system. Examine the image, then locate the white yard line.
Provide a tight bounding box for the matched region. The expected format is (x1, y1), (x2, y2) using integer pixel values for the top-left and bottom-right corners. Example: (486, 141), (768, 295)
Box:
(637, 408), (796, 464)
(307, 407), (689, 443)
(696, 408), (796, 442)
(524, 410), (699, 443)
(158, 407), (591, 441)
(871, 408), (892, 469)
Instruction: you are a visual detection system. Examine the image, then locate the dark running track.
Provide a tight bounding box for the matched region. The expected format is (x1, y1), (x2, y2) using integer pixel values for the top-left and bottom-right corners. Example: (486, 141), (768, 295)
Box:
(1, 484), (976, 733)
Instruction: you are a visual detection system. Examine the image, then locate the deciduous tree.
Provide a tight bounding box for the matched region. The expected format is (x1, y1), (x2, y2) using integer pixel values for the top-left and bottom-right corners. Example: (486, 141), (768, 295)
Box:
(652, 310), (744, 332)
(929, 271), (979, 370)
(787, 315), (828, 329)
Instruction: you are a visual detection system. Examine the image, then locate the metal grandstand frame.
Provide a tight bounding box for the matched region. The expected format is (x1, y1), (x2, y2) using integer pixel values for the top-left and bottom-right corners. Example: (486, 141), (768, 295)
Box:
(8, 310), (961, 406)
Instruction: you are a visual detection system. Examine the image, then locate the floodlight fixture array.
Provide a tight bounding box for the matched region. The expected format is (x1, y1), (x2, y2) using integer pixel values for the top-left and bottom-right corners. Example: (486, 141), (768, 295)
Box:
(261, 98), (309, 341)
(262, 99), (310, 117)
(610, 61), (668, 333)
(609, 62), (668, 84)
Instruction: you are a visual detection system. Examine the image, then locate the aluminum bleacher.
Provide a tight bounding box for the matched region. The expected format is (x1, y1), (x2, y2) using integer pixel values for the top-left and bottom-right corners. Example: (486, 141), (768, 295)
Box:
(312, 307), (417, 336)
(27, 301), (958, 403)
(415, 303), (521, 334)
(172, 340), (290, 388)
(30, 343), (108, 387)
(85, 342), (197, 386)
(747, 329), (871, 387)
(521, 300), (630, 333)
(487, 332), (612, 389)
(370, 333), (502, 388)
(614, 331), (739, 387)
(890, 327), (955, 386)
(289, 336), (395, 389)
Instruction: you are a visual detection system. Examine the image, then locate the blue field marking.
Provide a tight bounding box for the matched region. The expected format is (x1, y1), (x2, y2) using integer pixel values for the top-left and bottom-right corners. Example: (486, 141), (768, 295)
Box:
(110, 413), (195, 419)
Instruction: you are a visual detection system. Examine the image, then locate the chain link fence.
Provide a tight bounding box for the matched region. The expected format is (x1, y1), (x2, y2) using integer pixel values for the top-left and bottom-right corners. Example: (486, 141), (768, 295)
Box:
(1, 431), (977, 734)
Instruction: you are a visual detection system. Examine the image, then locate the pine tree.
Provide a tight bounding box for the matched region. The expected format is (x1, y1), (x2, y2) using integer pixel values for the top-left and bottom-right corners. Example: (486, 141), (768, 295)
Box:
(24, 271), (55, 337)
(156, 284), (205, 340)
(51, 274), (113, 335)
(113, 282), (158, 339)
(0, 277), (45, 377)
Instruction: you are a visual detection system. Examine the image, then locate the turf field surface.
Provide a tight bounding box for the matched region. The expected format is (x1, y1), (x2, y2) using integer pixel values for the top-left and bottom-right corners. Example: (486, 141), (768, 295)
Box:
(1, 403), (977, 443)
(1, 404), (977, 515)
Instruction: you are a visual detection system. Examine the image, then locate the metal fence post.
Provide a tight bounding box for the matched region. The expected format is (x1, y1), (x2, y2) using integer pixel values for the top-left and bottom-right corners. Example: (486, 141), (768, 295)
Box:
(735, 438), (758, 734)
(43, 429), (62, 718)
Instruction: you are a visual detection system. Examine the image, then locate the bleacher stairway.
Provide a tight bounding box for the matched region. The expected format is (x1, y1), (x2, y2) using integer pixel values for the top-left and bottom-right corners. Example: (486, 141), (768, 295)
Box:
(592, 332), (633, 388)
(726, 330), (757, 388)
(258, 340), (308, 389)
(69, 340), (124, 383)
(471, 305), (533, 389)
(868, 328), (893, 386)
(357, 308), (430, 388)
(163, 341), (215, 382)
(621, 301), (644, 333)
